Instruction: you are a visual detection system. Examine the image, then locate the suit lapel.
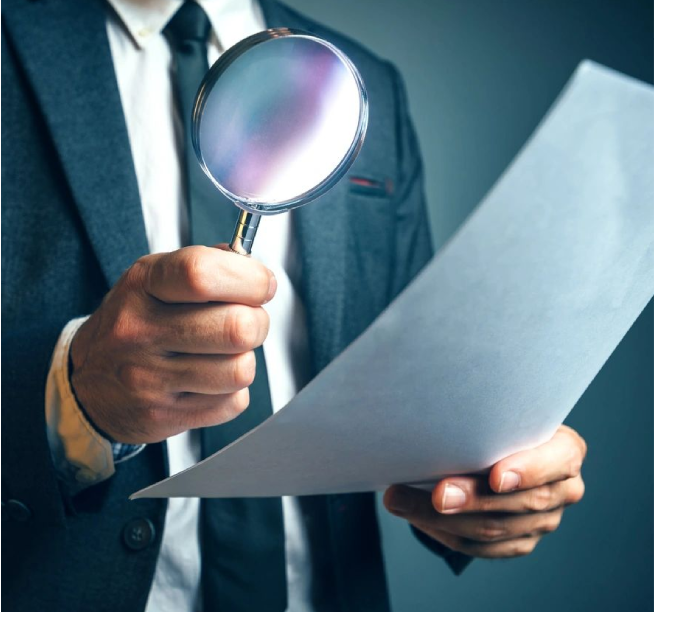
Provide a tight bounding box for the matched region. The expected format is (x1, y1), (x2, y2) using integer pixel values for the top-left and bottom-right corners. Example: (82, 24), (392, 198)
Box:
(292, 194), (350, 375)
(2, 0), (149, 288)
(260, 0), (351, 374)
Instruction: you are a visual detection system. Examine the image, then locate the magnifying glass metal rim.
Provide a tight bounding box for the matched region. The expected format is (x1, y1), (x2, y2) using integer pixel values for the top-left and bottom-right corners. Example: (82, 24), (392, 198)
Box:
(192, 27), (369, 216)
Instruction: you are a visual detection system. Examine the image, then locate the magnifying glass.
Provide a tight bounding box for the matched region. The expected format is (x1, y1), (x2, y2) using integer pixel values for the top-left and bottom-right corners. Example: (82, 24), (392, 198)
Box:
(192, 28), (368, 255)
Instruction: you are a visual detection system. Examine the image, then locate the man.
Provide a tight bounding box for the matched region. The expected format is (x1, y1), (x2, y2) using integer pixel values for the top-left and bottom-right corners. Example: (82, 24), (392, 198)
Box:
(1, 0), (587, 612)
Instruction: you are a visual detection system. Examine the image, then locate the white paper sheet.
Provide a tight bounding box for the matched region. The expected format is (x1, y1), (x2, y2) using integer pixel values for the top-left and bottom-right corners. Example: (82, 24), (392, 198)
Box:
(132, 61), (654, 500)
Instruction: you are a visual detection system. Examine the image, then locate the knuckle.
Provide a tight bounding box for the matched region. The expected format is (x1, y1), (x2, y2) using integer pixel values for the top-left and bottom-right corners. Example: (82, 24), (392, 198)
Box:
(568, 459), (583, 479)
(258, 307), (270, 338)
(567, 445), (584, 478)
(565, 426), (588, 457)
(525, 485), (554, 512)
(117, 363), (147, 391)
(143, 404), (166, 426)
(232, 352), (256, 388)
(231, 388), (250, 417)
(226, 307), (258, 350)
(568, 458), (583, 479)
(476, 518), (506, 542)
(125, 256), (151, 289)
(181, 247), (211, 296)
(253, 266), (271, 300)
(567, 478), (586, 504)
(219, 388), (249, 421)
(540, 512), (562, 534)
(111, 311), (141, 345)
(511, 540), (536, 558)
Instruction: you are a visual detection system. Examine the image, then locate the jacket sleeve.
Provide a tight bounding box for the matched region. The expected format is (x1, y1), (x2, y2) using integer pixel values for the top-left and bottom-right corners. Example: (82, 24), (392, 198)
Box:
(1, 321), (70, 526)
(45, 317), (146, 495)
(45, 317), (116, 493)
(386, 63), (473, 576)
(2, 313), (146, 529)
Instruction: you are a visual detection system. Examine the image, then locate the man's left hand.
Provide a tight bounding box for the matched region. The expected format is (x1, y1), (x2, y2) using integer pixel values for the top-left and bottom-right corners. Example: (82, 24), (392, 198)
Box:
(383, 425), (587, 559)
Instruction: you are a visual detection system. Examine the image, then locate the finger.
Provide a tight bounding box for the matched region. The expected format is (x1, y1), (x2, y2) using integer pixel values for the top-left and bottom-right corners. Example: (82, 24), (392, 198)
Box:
(166, 389), (251, 434)
(432, 476), (585, 515)
(138, 246), (277, 306)
(161, 351), (256, 395)
(412, 509), (563, 543)
(390, 478), (574, 517)
(384, 485), (445, 521)
(129, 389), (251, 443)
(411, 521), (542, 559)
(154, 303), (269, 354)
(562, 475), (585, 506)
(489, 425), (587, 493)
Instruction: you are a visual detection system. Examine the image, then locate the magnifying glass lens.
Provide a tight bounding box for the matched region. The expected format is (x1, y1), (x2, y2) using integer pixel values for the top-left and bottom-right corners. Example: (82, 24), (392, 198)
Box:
(193, 30), (368, 252)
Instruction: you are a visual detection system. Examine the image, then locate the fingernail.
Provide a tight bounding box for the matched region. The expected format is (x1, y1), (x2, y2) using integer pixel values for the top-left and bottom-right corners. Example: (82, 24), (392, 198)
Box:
(386, 490), (413, 515)
(442, 484), (467, 513)
(499, 471), (521, 492)
(265, 273), (277, 303)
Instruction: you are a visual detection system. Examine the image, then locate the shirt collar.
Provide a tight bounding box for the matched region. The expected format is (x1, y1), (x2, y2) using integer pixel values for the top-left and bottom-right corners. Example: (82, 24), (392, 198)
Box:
(107, 0), (264, 51)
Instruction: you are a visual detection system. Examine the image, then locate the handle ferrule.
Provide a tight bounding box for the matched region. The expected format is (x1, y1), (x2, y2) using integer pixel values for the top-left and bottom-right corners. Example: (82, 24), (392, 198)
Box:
(229, 210), (260, 255)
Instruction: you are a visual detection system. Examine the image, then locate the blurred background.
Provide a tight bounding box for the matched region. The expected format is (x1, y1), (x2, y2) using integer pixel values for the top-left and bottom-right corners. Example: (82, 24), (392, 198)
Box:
(286, 0), (654, 612)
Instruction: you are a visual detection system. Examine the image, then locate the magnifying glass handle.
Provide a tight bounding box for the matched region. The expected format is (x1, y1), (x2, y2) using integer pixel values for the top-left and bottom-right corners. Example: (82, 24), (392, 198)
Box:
(229, 209), (260, 255)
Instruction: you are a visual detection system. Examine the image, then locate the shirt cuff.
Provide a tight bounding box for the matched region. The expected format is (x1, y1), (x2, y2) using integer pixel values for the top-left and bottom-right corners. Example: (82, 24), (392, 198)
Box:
(45, 317), (145, 493)
(112, 441), (146, 462)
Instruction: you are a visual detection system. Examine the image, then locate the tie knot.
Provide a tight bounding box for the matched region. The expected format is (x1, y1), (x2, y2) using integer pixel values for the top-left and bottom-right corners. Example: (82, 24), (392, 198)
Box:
(163, 1), (211, 46)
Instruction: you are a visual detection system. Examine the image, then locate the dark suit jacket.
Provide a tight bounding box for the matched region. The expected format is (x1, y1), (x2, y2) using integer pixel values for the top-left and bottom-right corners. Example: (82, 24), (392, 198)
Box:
(1, 0), (463, 611)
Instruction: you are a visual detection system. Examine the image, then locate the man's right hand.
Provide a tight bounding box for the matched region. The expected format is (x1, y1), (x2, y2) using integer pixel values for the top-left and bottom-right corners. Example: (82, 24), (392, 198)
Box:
(70, 245), (276, 444)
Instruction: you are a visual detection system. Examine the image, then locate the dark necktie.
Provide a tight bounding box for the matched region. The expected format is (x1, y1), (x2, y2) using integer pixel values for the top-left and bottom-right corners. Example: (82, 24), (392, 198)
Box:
(163, 1), (287, 611)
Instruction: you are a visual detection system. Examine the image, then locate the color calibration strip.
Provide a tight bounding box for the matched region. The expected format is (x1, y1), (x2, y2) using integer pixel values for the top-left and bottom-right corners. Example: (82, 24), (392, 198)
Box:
(654, 80), (673, 294)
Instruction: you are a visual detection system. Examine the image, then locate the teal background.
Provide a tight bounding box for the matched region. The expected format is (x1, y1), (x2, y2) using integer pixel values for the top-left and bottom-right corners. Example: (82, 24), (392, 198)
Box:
(285, 0), (654, 612)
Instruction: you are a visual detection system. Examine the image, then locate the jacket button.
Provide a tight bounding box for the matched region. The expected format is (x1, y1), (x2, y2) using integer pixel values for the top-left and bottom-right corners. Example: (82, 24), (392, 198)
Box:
(2, 499), (32, 522)
(123, 518), (156, 551)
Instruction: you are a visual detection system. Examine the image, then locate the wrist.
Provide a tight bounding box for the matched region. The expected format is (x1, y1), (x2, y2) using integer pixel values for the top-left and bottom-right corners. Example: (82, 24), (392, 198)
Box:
(71, 339), (145, 458)
(68, 312), (120, 443)
(67, 335), (115, 443)
(45, 317), (116, 492)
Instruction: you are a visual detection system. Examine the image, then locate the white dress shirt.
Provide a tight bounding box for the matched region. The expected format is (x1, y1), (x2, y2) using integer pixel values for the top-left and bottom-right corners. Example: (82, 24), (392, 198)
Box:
(45, 0), (314, 612)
